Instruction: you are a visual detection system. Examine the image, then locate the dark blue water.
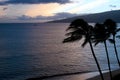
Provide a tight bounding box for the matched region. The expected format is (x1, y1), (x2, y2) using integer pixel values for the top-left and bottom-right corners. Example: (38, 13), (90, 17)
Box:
(0, 23), (120, 80)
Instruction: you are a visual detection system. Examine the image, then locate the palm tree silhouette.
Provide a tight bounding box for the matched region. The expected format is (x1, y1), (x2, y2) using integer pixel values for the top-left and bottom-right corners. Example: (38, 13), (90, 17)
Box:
(104, 19), (120, 67)
(93, 23), (112, 80)
(63, 19), (104, 80)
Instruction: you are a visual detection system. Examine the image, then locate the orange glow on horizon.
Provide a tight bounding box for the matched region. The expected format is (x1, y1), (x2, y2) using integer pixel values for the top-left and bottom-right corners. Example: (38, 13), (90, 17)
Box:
(0, 7), (5, 16)
(25, 3), (62, 17)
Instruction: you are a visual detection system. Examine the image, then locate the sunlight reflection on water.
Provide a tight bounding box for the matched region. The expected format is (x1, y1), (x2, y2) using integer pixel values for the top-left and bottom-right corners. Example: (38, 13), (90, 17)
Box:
(0, 23), (120, 80)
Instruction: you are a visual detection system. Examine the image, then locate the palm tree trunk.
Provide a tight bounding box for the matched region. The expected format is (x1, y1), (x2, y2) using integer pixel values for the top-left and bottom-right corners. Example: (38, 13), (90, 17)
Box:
(113, 35), (120, 67)
(104, 41), (112, 80)
(89, 40), (104, 80)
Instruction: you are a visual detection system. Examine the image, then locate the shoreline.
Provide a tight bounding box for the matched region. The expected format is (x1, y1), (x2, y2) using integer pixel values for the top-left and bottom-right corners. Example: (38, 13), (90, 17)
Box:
(26, 71), (91, 80)
(88, 69), (120, 80)
(26, 70), (108, 80)
(26, 69), (120, 80)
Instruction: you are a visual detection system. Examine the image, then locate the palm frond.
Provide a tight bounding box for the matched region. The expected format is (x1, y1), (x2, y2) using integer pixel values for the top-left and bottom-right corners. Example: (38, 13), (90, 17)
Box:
(94, 41), (100, 46)
(92, 23), (111, 46)
(108, 39), (115, 43)
(66, 26), (79, 31)
(116, 28), (120, 32)
(104, 19), (116, 27)
(65, 29), (85, 36)
(116, 35), (120, 39)
(63, 35), (82, 43)
(104, 19), (117, 34)
(70, 19), (88, 27)
(82, 38), (88, 47)
(63, 18), (94, 47)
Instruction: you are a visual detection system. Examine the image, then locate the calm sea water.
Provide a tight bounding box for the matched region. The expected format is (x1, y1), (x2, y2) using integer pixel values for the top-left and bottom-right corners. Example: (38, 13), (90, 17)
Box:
(0, 23), (120, 80)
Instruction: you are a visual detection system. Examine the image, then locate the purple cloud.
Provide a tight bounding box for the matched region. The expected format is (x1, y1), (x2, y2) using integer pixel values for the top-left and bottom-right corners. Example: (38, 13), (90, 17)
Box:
(17, 13), (78, 21)
(0, 0), (71, 5)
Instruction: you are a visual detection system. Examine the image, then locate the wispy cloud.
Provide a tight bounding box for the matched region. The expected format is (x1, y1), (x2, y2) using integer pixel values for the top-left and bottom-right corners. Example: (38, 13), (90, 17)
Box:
(69, 0), (109, 13)
(18, 12), (78, 21)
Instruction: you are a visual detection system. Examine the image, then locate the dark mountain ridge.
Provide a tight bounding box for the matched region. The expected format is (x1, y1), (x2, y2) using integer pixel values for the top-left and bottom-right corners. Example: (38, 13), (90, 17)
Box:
(50, 10), (120, 23)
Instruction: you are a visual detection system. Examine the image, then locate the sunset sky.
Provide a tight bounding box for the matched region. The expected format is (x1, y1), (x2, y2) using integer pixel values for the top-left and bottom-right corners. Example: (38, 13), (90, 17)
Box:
(0, 0), (120, 23)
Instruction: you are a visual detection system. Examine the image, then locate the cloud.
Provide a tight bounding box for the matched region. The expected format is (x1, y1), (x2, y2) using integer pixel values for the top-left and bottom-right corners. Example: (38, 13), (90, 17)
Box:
(69, 0), (109, 13)
(0, 0), (71, 5)
(17, 12), (78, 21)
(17, 15), (32, 20)
(3, 7), (7, 10)
(24, 3), (62, 17)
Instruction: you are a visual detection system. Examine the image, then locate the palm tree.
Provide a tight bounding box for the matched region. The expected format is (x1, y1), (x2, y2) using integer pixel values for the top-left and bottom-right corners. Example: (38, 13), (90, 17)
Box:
(63, 19), (104, 80)
(93, 23), (112, 80)
(104, 19), (120, 67)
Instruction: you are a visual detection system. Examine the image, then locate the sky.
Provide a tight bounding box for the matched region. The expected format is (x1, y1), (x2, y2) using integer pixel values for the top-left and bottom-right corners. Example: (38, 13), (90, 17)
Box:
(0, 0), (120, 23)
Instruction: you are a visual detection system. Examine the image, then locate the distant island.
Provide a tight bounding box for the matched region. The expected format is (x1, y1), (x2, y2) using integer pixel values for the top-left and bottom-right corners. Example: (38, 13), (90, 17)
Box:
(50, 10), (120, 23)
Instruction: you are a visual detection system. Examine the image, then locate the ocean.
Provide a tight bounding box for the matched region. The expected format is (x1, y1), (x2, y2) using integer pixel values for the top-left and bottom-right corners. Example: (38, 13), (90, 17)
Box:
(0, 23), (120, 80)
